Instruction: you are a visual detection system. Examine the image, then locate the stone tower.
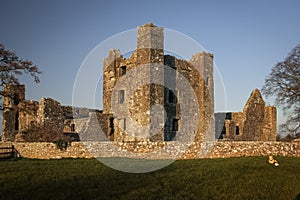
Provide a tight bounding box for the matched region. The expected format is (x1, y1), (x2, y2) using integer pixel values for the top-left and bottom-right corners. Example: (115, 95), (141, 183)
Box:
(103, 23), (165, 142)
(137, 23), (165, 141)
(136, 23), (164, 65)
(190, 52), (215, 141)
(1, 84), (25, 141)
(102, 23), (215, 143)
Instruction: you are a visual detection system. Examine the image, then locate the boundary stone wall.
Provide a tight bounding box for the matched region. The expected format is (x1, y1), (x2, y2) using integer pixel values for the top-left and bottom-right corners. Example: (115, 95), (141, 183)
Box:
(2, 141), (298, 160)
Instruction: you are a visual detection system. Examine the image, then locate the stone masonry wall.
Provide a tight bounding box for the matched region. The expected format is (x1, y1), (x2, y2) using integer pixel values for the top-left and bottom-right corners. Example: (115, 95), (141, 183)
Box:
(102, 23), (215, 144)
(2, 84), (25, 141)
(7, 141), (300, 160)
(263, 106), (277, 141)
(217, 89), (277, 141)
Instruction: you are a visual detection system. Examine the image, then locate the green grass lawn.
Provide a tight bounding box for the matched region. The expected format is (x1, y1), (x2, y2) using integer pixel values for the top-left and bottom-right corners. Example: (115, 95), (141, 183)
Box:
(0, 156), (299, 200)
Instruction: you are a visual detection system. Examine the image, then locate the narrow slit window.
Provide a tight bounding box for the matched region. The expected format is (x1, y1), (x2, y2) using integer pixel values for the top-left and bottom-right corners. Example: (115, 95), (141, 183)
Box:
(119, 90), (125, 104)
(109, 117), (114, 135)
(172, 119), (179, 131)
(236, 126), (240, 135)
(205, 77), (209, 86)
(15, 112), (19, 131)
(123, 118), (126, 131)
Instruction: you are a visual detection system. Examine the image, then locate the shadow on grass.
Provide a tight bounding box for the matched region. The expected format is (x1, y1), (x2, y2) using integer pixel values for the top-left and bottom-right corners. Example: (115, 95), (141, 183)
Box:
(0, 156), (299, 200)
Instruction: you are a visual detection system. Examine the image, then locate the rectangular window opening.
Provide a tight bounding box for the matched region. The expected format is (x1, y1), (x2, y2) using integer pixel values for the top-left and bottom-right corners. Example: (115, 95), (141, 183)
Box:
(119, 90), (125, 104)
(168, 90), (177, 104)
(30, 121), (35, 128)
(236, 126), (240, 135)
(120, 66), (126, 76)
(109, 117), (114, 135)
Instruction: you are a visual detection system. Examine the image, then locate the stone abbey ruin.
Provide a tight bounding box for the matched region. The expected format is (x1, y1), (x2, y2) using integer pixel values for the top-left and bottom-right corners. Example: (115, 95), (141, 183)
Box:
(1, 23), (277, 144)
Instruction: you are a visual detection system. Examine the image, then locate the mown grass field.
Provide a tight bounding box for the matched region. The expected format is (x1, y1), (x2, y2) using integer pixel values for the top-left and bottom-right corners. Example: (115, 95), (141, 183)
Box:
(0, 156), (299, 200)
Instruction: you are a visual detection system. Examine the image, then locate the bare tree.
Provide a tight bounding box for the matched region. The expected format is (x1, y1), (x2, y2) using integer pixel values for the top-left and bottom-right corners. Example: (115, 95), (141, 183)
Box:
(0, 43), (41, 109)
(262, 44), (300, 135)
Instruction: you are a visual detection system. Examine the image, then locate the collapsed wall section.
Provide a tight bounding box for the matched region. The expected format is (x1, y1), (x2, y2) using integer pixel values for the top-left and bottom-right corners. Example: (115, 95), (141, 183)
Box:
(36, 98), (65, 133)
(216, 89), (277, 141)
(1, 84), (25, 141)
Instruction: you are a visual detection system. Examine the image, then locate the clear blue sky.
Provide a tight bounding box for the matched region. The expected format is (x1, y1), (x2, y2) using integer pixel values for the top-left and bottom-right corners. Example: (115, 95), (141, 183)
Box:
(1, 0), (300, 126)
